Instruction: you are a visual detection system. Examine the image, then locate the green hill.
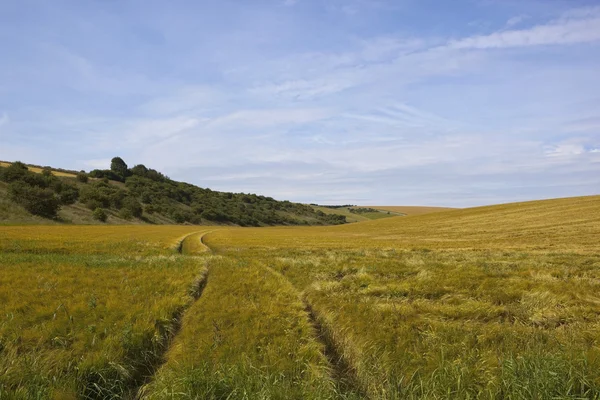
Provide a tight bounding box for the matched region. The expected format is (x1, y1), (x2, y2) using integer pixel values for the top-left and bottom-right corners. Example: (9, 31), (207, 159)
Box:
(0, 158), (347, 226)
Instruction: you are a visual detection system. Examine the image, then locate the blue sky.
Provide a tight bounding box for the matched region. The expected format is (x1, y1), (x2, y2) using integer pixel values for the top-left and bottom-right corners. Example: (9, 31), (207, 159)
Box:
(1, 0), (599, 206)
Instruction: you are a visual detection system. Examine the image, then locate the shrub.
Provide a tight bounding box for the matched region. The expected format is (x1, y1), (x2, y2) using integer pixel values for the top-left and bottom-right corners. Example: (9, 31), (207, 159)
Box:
(57, 184), (79, 205)
(122, 196), (143, 218)
(119, 208), (133, 220)
(92, 208), (107, 222)
(9, 181), (60, 218)
(77, 172), (89, 183)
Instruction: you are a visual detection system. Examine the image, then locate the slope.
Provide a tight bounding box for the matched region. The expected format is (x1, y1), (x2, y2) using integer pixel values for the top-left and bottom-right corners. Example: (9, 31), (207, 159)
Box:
(0, 159), (347, 226)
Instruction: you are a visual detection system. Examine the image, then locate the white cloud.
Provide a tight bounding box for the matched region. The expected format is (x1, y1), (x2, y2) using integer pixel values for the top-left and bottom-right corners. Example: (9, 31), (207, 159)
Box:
(545, 144), (586, 158)
(449, 10), (600, 49)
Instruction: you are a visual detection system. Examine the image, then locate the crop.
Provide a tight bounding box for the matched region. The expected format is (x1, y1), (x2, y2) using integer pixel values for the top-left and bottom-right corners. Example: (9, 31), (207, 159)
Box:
(1, 195), (599, 399)
(203, 195), (600, 398)
(0, 226), (206, 398)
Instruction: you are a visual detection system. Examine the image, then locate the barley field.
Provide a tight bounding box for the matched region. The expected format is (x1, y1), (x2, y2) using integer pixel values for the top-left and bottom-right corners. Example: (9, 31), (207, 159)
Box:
(1, 195), (599, 399)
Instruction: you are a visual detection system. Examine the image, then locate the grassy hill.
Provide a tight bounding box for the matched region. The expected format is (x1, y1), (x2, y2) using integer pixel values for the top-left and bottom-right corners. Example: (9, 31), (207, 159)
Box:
(0, 159), (346, 226)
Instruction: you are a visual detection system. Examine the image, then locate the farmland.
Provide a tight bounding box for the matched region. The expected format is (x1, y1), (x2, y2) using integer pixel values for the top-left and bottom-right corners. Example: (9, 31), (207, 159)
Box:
(1, 195), (599, 398)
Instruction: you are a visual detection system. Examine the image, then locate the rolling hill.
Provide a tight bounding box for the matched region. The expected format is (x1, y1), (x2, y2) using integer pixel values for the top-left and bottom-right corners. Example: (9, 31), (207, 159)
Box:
(0, 159), (346, 226)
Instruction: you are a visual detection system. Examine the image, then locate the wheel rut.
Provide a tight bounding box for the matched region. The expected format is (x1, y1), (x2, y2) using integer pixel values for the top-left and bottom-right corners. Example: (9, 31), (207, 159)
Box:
(131, 232), (211, 399)
(260, 263), (365, 398)
(303, 299), (365, 399)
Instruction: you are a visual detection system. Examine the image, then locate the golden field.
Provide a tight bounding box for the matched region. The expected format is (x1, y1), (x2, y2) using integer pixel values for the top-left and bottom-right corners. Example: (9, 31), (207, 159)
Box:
(0, 162), (77, 178)
(1, 195), (599, 399)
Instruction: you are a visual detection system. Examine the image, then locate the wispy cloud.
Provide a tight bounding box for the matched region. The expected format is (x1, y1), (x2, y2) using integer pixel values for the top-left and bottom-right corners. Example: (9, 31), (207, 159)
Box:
(449, 8), (600, 49)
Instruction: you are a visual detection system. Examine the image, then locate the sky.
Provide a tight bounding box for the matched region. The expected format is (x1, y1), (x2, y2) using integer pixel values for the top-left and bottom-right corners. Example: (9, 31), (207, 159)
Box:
(0, 0), (599, 207)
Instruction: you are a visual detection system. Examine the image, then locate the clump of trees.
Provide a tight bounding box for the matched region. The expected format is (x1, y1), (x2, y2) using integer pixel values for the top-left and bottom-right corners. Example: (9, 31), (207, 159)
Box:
(349, 207), (380, 214)
(0, 162), (79, 218)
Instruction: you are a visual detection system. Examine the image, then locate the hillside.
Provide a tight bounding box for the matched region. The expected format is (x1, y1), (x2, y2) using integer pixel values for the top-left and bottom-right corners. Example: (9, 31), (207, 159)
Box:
(206, 194), (600, 252)
(0, 159), (346, 226)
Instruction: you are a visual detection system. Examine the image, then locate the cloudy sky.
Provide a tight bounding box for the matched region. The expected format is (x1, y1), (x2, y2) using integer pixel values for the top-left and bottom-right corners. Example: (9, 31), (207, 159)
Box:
(1, 0), (599, 206)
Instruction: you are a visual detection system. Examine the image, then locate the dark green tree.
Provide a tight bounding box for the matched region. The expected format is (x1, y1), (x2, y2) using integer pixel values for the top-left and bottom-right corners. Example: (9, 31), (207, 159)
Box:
(110, 157), (128, 178)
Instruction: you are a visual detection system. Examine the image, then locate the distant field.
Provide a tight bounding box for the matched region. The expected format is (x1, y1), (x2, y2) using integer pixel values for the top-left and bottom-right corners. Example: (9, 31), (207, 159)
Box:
(0, 161), (77, 178)
(369, 205), (456, 216)
(312, 205), (395, 223)
(2, 195), (600, 398)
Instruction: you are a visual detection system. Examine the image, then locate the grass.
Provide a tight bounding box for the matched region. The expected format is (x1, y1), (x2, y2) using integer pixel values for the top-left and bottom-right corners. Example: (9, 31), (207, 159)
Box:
(0, 226), (208, 399)
(1, 195), (599, 399)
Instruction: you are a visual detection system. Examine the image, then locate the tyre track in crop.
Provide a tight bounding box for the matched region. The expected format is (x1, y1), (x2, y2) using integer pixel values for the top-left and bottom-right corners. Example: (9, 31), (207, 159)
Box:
(184, 231), (364, 398)
(258, 263), (365, 398)
(132, 231), (212, 399)
(303, 297), (365, 398)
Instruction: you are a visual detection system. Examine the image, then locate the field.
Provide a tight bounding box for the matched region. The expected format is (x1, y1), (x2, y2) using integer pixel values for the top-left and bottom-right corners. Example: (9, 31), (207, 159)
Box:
(311, 206), (396, 223)
(368, 206), (456, 216)
(0, 162), (77, 178)
(1, 195), (599, 399)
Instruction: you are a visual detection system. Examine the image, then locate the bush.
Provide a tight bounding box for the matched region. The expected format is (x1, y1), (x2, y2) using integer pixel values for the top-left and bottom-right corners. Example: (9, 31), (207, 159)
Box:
(122, 196), (143, 218)
(119, 208), (133, 220)
(92, 208), (107, 222)
(0, 161), (29, 183)
(57, 184), (79, 205)
(77, 172), (89, 183)
(9, 182), (60, 218)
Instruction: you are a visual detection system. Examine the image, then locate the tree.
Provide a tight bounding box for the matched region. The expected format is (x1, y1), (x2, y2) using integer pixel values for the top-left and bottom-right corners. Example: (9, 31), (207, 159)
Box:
(110, 157), (128, 178)
(130, 164), (148, 177)
(92, 208), (107, 222)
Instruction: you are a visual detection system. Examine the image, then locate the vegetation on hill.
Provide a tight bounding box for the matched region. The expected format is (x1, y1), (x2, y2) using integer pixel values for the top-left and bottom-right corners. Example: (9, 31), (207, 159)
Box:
(0, 158), (346, 226)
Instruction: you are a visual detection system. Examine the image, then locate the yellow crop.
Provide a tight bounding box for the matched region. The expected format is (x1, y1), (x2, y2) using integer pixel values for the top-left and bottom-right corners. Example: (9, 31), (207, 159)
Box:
(1, 195), (599, 398)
